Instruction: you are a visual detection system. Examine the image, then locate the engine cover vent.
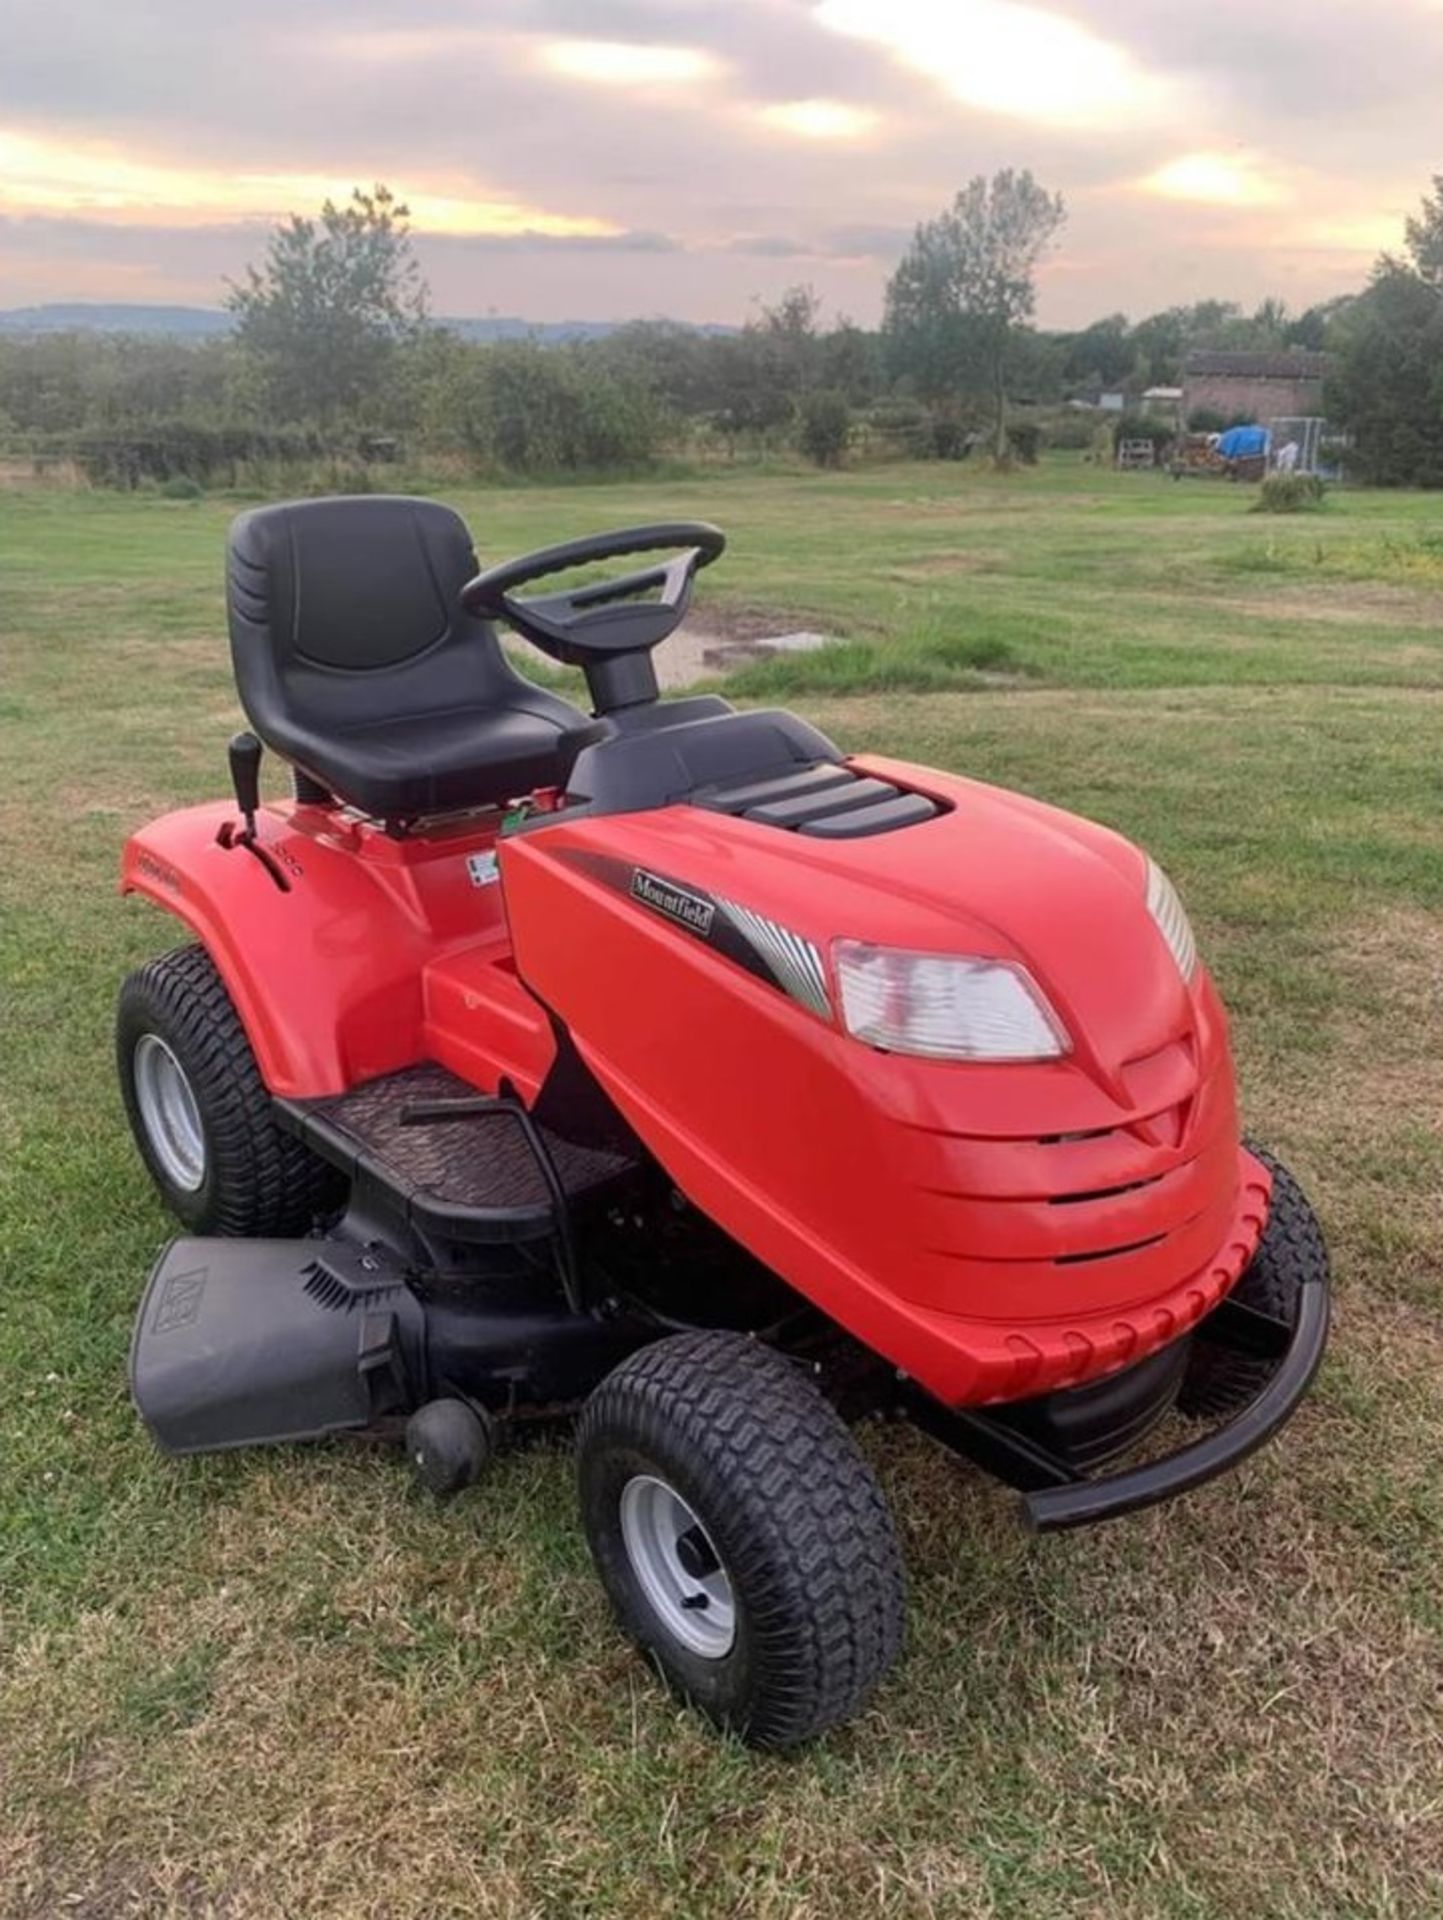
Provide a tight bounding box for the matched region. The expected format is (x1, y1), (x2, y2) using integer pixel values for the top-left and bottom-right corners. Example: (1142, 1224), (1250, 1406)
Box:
(692, 760), (941, 838)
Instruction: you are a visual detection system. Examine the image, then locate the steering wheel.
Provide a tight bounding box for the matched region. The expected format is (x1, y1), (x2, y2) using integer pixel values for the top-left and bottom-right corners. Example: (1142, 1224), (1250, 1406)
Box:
(460, 523), (725, 671)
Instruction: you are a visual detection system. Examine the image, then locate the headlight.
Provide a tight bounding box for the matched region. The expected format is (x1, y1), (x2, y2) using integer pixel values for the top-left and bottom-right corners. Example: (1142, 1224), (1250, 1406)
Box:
(834, 941), (1069, 1061)
(1144, 857), (1198, 982)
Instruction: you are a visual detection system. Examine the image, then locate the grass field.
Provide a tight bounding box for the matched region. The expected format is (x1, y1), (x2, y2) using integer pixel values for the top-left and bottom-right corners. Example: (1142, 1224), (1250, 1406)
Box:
(2, 458), (1442, 1918)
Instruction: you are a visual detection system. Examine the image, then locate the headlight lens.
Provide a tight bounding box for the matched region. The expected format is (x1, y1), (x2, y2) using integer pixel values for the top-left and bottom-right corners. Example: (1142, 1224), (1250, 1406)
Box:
(1144, 857), (1198, 982)
(834, 941), (1069, 1061)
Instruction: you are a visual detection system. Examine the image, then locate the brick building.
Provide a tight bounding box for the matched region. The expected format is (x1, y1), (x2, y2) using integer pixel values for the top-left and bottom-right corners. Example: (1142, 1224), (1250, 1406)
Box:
(1181, 349), (1332, 424)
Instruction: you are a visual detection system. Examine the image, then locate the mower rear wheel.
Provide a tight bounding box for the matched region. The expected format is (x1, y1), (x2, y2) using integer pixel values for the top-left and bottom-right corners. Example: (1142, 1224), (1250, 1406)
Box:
(577, 1331), (905, 1749)
(1178, 1146), (1327, 1419)
(117, 943), (341, 1236)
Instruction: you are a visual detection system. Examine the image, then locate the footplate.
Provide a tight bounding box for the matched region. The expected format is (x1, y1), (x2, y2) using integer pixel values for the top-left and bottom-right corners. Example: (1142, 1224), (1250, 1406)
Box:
(278, 1062), (639, 1246)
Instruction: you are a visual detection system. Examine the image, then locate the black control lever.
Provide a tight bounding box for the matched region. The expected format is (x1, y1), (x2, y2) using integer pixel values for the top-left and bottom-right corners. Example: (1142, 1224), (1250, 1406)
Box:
(228, 731), (262, 844)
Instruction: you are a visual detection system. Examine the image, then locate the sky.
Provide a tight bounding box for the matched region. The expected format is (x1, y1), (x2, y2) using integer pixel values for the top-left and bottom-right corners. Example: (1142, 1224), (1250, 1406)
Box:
(2, 0), (1440, 328)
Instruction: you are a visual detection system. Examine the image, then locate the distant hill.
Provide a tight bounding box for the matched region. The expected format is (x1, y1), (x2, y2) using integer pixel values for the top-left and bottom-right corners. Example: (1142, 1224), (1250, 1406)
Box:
(0, 303), (235, 337)
(0, 304), (736, 342)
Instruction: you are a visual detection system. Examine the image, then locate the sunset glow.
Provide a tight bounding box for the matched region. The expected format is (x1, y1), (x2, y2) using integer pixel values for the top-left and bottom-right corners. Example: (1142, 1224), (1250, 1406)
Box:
(755, 100), (879, 140)
(539, 40), (722, 87)
(814, 0), (1178, 129)
(1139, 152), (1291, 210)
(0, 132), (618, 238)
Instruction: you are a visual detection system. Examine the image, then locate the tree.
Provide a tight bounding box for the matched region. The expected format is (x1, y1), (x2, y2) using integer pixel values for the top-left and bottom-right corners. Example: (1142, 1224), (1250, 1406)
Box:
(708, 285), (824, 445)
(227, 185), (428, 425)
(414, 336), (661, 474)
(1403, 174), (1443, 286)
(817, 318), (879, 405)
(755, 284), (823, 387)
(1285, 297), (1355, 351)
(587, 320), (726, 417)
(883, 171), (1065, 461)
(796, 389), (852, 467)
(1328, 268), (1443, 486)
(1059, 313), (1133, 394)
(1326, 178), (1443, 487)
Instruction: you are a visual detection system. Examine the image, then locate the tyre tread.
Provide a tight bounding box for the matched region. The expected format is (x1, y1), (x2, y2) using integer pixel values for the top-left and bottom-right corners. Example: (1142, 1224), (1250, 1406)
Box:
(1179, 1144), (1328, 1418)
(118, 942), (340, 1234)
(579, 1330), (905, 1749)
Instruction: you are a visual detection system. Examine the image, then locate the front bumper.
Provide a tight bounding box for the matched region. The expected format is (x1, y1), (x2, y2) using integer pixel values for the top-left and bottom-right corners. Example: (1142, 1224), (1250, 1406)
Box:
(909, 1263), (1330, 1531)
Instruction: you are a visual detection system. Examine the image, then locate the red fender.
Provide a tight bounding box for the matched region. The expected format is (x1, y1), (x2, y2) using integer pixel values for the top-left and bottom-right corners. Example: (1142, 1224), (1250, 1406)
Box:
(120, 801), (556, 1099)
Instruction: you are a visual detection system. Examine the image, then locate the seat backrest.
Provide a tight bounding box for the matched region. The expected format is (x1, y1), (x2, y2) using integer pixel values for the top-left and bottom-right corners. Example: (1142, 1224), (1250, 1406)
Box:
(226, 495), (540, 737)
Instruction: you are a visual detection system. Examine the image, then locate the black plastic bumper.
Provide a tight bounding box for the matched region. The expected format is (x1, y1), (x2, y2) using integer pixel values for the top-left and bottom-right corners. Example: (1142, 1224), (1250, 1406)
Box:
(1023, 1275), (1329, 1530)
(909, 1272), (1330, 1533)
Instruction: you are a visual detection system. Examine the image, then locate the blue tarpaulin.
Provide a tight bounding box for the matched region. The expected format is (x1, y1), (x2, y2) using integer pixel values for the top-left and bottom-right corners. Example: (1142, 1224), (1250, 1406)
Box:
(1217, 425), (1269, 460)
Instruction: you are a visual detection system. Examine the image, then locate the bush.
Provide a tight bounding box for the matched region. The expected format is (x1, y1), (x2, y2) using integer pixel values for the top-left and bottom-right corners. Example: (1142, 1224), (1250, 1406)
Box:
(1186, 406), (1230, 433)
(865, 399), (929, 433)
(929, 414), (973, 460)
(65, 420), (325, 487)
(1039, 411), (1100, 450)
(159, 473), (204, 500)
(1252, 473), (1328, 513)
(796, 389), (852, 467)
(422, 339), (662, 474)
(1111, 411), (1175, 453)
(1006, 421), (1042, 465)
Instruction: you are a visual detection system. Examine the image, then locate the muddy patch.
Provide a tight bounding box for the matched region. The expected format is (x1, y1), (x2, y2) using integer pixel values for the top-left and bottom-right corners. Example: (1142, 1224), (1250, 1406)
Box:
(509, 603), (837, 691)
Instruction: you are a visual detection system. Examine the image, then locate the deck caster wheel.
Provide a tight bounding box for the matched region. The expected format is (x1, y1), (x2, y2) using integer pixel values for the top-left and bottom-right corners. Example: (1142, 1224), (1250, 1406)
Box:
(577, 1331), (906, 1750)
(406, 1398), (495, 1497)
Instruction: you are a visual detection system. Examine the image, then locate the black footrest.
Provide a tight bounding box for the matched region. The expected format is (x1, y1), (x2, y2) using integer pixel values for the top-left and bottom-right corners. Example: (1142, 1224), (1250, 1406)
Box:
(280, 1063), (637, 1244)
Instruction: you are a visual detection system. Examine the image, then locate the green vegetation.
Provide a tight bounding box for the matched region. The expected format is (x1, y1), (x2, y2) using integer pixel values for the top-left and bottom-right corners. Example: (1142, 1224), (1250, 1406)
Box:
(795, 387), (854, 468)
(883, 169), (1067, 462)
(3, 459), (1442, 1916)
(9, 170), (1443, 492)
(1252, 472), (1329, 514)
(227, 185), (427, 424)
(1327, 176), (1443, 487)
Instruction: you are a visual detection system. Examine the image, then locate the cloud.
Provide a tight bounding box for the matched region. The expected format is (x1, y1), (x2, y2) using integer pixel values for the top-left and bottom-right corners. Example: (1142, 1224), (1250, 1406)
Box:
(0, 0), (1439, 324)
(814, 0), (1185, 130)
(714, 223), (911, 261)
(717, 234), (812, 257)
(752, 100), (879, 140)
(539, 37), (724, 85)
(1137, 151), (1294, 210)
(424, 226), (683, 255)
(820, 224), (913, 260)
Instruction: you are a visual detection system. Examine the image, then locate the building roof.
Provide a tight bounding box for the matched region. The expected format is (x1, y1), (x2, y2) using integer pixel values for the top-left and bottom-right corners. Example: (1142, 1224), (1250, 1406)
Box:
(1182, 350), (1331, 380)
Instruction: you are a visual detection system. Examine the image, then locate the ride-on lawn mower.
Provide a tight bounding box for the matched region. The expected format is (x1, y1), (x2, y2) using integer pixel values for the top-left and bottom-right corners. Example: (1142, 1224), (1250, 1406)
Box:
(118, 497), (1330, 1748)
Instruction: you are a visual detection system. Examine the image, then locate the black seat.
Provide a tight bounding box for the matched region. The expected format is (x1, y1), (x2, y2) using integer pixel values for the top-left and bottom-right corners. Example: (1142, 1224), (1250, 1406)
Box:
(227, 496), (591, 822)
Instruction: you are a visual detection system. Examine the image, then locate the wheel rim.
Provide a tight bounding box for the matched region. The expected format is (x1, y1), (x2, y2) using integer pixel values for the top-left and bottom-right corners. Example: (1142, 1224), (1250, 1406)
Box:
(132, 1033), (207, 1191)
(618, 1473), (736, 1659)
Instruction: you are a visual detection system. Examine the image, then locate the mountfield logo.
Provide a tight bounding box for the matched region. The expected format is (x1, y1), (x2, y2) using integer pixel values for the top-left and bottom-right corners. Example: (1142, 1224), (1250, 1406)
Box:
(630, 868), (715, 936)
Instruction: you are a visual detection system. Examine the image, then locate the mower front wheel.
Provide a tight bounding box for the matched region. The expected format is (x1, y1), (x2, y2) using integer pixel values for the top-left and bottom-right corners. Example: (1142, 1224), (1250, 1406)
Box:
(577, 1331), (906, 1749)
(1178, 1146), (1328, 1419)
(117, 943), (341, 1236)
